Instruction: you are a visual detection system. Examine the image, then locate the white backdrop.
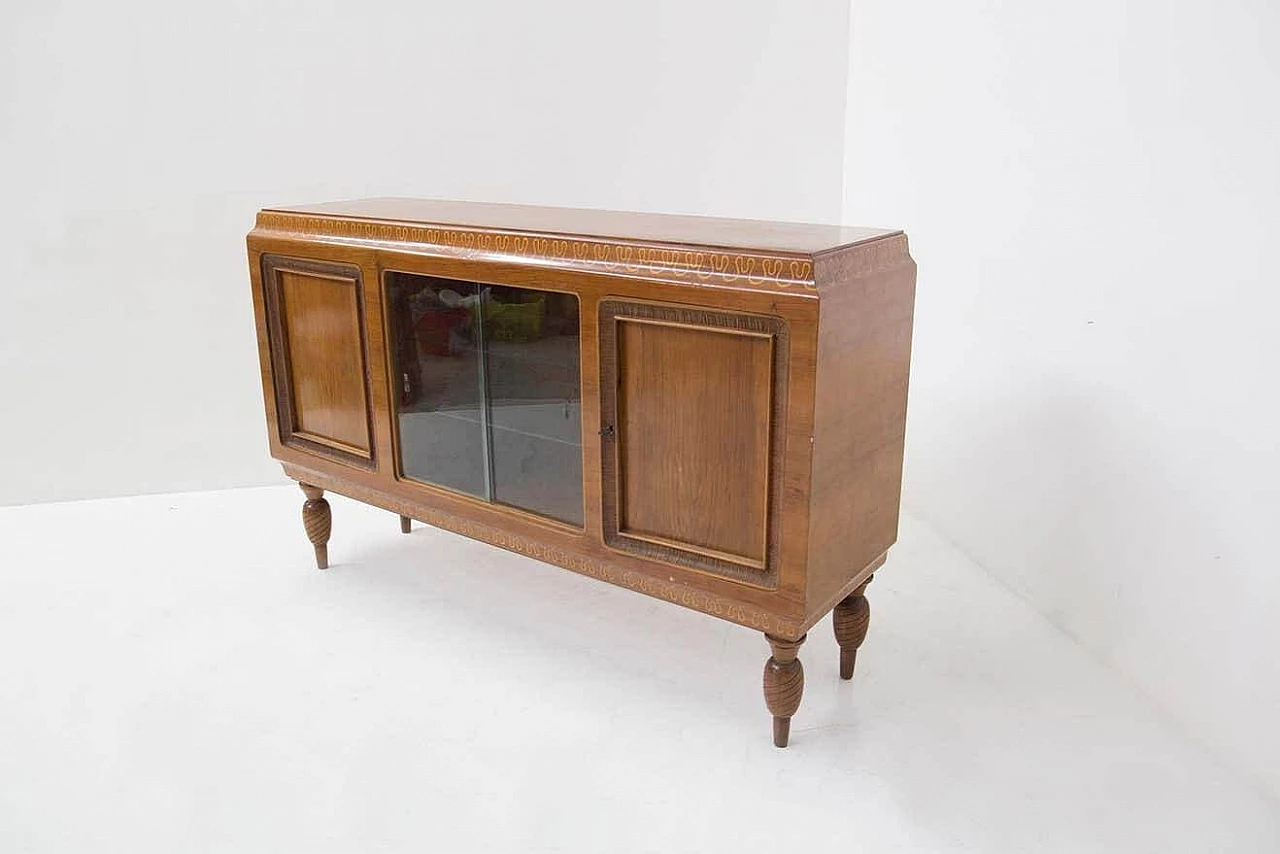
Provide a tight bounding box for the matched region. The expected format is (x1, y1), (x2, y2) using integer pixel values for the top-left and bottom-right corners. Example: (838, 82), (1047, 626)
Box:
(4, 0), (1277, 810)
(0, 0), (850, 505)
(844, 1), (1280, 801)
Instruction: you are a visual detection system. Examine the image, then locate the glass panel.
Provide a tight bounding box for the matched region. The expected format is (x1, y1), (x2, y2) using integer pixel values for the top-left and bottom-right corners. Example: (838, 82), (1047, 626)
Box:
(485, 286), (583, 526)
(387, 273), (583, 526)
(387, 272), (487, 498)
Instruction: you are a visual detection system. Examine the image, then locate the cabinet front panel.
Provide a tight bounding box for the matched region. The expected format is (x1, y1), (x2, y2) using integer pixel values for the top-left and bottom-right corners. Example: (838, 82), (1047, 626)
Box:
(262, 256), (373, 466)
(600, 301), (788, 587)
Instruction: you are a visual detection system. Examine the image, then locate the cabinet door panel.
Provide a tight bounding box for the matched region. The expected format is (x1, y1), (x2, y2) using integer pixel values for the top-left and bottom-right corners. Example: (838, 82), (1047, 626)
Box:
(600, 301), (788, 587)
(262, 256), (373, 467)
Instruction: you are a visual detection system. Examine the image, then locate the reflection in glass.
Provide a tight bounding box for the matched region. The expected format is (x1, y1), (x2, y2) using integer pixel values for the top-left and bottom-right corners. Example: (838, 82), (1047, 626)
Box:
(485, 286), (583, 526)
(388, 273), (486, 498)
(387, 273), (582, 526)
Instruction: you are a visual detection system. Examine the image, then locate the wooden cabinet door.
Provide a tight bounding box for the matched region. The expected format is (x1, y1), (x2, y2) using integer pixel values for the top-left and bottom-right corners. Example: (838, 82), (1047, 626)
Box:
(261, 255), (374, 469)
(598, 300), (788, 588)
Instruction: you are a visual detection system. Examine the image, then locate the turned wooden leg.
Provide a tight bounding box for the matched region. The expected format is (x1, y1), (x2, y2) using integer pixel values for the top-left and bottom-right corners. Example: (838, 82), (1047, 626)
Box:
(763, 633), (806, 748)
(399, 514), (412, 534)
(299, 483), (332, 569)
(833, 576), (872, 680)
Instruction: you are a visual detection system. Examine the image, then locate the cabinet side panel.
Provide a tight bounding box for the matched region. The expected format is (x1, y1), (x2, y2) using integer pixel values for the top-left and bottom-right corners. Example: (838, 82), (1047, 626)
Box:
(805, 235), (916, 618)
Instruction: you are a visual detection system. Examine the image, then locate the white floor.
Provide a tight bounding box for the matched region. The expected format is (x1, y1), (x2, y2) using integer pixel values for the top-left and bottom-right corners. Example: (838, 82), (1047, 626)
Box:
(1, 486), (1276, 853)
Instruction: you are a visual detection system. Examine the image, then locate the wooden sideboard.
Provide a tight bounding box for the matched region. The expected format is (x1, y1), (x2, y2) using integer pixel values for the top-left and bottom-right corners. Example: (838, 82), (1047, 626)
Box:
(247, 198), (916, 747)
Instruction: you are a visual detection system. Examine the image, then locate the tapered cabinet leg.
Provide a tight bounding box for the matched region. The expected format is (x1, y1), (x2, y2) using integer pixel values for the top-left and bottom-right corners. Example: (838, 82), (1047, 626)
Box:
(299, 483), (332, 569)
(833, 576), (872, 680)
(399, 514), (412, 534)
(763, 633), (806, 748)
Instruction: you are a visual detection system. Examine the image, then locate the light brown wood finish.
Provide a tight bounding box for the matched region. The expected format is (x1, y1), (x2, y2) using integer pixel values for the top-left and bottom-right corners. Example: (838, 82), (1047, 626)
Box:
(596, 297), (788, 583)
(260, 256), (375, 468)
(248, 199), (915, 746)
(833, 577), (872, 680)
(763, 634), (805, 748)
(279, 271), (369, 451)
(299, 482), (331, 569)
(269, 196), (895, 256)
(805, 237), (915, 616)
(618, 318), (771, 562)
(252, 242), (818, 635)
(603, 303), (784, 580)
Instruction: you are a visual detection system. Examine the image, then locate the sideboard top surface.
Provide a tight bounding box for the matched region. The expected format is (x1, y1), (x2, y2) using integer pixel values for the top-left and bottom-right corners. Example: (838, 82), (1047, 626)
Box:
(262, 197), (898, 257)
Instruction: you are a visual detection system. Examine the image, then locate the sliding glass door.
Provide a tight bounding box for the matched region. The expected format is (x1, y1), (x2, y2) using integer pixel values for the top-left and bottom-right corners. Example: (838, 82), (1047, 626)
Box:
(386, 271), (583, 526)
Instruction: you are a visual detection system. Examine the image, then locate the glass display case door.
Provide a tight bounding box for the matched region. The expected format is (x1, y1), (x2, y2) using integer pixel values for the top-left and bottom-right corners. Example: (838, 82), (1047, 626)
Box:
(386, 272), (583, 527)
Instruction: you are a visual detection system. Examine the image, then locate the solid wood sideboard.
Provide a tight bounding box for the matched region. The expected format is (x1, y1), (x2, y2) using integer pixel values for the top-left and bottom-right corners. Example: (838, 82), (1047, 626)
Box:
(247, 198), (916, 747)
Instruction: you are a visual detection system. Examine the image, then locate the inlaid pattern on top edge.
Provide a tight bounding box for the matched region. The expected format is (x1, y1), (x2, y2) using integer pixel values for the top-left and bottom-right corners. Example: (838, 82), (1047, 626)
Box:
(814, 232), (911, 281)
(254, 212), (818, 291)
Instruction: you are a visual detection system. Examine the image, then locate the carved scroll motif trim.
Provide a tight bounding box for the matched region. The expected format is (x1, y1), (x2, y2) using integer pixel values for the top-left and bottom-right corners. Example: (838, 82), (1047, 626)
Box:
(255, 212), (818, 291)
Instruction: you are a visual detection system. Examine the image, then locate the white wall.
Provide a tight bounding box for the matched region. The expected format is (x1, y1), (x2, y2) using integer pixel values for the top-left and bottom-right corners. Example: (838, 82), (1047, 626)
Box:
(12, 0), (1273, 804)
(845, 1), (1280, 800)
(0, 0), (850, 505)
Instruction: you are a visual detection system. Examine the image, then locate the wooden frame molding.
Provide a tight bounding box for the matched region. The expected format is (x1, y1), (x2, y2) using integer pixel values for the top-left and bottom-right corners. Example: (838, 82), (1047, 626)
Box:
(255, 211), (819, 291)
(597, 299), (789, 588)
(260, 254), (376, 470)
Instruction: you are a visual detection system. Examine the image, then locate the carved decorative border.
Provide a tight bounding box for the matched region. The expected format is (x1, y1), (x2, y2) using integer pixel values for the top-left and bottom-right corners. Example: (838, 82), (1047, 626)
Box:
(255, 212), (818, 292)
(814, 233), (910, 281)
(597, 300), (788, 589)
(261, 254), (376, 471)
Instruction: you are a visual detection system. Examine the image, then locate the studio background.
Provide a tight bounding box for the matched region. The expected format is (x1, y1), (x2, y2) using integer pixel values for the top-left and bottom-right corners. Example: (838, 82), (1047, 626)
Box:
(2, 0), (1277, 823)
(1, 0), (849, 504)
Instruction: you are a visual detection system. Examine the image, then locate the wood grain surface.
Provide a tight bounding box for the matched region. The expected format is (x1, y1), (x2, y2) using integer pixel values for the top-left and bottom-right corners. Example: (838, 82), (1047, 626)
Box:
(299, 482), (331, 569)
(260, 255), (375, 469)
(833, 577), (873, 680)
(763, 633), (806, 747)
(616, 318), (772, 564)
(279, 270), (370, 452)
(266, 196), (896, 256)
(247, 202), (915, 650)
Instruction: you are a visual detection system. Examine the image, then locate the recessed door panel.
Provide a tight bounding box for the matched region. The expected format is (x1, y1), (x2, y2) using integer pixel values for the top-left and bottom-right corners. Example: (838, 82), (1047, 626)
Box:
(600, 300), (788, 586)
(262, 256), (373, 467)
